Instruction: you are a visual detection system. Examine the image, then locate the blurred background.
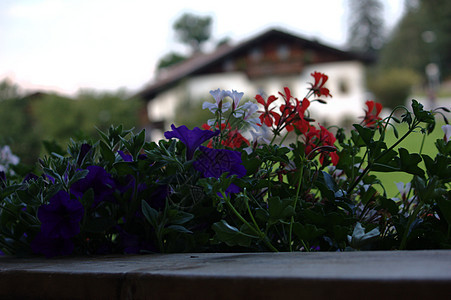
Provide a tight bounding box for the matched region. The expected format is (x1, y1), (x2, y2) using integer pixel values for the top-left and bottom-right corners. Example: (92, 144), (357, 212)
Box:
(0, 0), (450, 165)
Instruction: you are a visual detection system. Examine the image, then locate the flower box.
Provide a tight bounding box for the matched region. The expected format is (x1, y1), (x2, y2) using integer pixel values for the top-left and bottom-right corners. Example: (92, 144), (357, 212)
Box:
(1, 251), (451, 299)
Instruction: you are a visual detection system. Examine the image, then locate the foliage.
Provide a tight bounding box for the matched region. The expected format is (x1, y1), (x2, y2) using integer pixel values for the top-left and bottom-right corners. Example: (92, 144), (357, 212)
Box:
(0, 82), (42, 165)
(367, 68), (421, 109)
(379, 0), (451, 79)
(156, 52), (187, 71)
(0, 87), (144, 166)
(347, 0), (385, 56)
(173, 13), (212, 53)
(0, 72), (449, 258)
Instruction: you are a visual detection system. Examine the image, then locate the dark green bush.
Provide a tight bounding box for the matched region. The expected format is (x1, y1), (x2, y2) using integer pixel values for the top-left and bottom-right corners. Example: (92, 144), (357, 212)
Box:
(367, 68), (421, 110)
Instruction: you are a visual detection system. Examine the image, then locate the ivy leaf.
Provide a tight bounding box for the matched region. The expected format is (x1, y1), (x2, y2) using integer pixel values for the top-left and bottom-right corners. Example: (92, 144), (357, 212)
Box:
(411, 99), (435, 125)
(398, 148), (424, 177)
(353, 124), (375, 146)
(212, 220), (258, 247)
(268, 197), (294, 223)
(347, 222), (380, 249)
(315, 171), (338, 200)
(293, 223), (326, 242)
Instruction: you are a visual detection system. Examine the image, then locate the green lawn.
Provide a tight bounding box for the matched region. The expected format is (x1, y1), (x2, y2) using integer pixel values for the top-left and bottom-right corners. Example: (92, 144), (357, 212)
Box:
(370, 121), (445, 198)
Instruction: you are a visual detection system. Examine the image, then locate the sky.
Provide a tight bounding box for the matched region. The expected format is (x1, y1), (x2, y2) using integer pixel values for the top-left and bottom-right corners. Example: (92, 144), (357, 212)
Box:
(0, 0), (406, 96)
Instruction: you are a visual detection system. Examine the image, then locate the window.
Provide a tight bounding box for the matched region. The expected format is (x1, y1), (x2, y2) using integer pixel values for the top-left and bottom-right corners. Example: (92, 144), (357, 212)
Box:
(249, 47), (263, 61)
(277, 45), (290, 60)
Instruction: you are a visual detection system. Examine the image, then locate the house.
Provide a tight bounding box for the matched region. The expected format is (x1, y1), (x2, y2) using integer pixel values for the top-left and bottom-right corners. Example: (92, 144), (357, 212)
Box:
(137, 28), (373, 140)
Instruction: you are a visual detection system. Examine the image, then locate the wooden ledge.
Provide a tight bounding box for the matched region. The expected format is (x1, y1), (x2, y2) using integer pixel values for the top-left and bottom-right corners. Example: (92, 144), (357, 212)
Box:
(1, 250), (450, 299)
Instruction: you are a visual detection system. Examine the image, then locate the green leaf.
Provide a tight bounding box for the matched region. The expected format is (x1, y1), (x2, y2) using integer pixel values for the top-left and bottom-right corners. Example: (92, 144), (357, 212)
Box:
(42, 140), (66, 156)
(398, 148), (424, 177)
(378, 197), (399, 215)
(212, 220), (258, 247)
(142, 200), (159, 228)
(437, 196), (451, 227)
(68, 169), (89, 186)
(353, 124), (375, 146)
(347, 222), (380, 249)
(293, 223), (326, 242)
(168, 210), (194, 225)
(315, 171), (338, 200)
(268, 197), (294, 223)
(165, 225), (192, 234)
(411, 99), (435, 124)
(113, 161), (137, 176)
(99, 141), (116, 164)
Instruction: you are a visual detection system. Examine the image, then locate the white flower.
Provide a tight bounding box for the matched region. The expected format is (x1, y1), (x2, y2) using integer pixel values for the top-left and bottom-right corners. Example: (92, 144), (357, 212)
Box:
(235, 102), (261, 129)
(0, 145), (19, 174)
(442, 124), (451, 142)
(229, 90), (244, 110)
(395, 182), (411, 200)
(202, 88), (232, 114)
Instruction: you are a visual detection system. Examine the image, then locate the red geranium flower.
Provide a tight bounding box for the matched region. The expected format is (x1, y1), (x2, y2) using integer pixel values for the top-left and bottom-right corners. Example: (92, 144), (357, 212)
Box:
(362, 100), (383, 128)
(303, 125), (339, 166)
(222, 129), (250, 149)
(309, 72), (331, 98)
(256, 94), (280, 127)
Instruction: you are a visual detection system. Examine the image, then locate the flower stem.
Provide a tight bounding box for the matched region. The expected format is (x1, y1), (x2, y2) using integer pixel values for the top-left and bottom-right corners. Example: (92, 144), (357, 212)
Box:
(222, 192), (278, 252)
(289, 164), (304, 251)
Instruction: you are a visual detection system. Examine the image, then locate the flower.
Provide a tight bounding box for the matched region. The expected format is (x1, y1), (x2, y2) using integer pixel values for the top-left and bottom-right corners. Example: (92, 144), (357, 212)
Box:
(442, 124), (451, 142)
(362, 100), (383, 128)
(229, 89), (244, 111)
(202, 88), (232, 113)
(256, 94), (280, 127)
(309, 72), (331, 98)
(0, 145), (19, 173)
(194, 146), (246, 178)
(37, 190), (84, 239)
(303, 125), (339, 166)
(194, 146), (246, 194)
(222, 129), (250, 149)
(70, 165), (116, 206)
(164, 124), (220, 160)
(395, 182), (412, 202)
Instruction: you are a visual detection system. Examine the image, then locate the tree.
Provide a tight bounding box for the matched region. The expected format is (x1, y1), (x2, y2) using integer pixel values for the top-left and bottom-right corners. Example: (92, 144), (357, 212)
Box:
(156, 52), (187, 71)
(0, 79), (21, 101)
(379, 0), (451, 79)
(347, 0), (385, 56)
(173, 13), (212, 54)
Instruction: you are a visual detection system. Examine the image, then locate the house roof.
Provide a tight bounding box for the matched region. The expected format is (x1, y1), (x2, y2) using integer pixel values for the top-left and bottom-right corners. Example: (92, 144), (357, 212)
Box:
(137, 28), (372, 101)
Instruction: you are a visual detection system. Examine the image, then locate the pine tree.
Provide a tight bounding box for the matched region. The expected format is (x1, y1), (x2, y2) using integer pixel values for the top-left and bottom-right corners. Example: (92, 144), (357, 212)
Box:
(347, 0), (385, 56)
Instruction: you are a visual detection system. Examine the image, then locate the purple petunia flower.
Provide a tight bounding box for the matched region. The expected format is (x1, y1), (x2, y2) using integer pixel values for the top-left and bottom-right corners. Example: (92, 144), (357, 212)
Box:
(164, 124), (220, 160)
(37, 190), (84, 239)
(193, 146), (246, 195)
(194, 146), (246, 178)
(70, 165), (116, 206)
(118, 150), (133, 162)
(31, 232), (74, 258)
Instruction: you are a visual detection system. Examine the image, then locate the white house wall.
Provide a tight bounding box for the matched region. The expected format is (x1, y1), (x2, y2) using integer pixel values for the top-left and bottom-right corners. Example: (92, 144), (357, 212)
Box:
(300, 61), (366, 125)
